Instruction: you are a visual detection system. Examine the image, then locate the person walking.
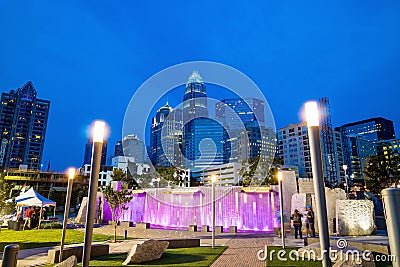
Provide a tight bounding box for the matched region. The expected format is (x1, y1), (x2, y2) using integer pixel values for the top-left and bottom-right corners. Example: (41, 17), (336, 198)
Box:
(23, 207), (33, 230)
(305, 206), (316, 237)
(290, 209), (303, 239)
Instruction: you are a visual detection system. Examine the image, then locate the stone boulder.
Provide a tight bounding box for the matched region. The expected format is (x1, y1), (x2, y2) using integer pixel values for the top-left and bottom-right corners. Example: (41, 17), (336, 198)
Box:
(122, 239), (169, 265)
(54, 255), (77, 267)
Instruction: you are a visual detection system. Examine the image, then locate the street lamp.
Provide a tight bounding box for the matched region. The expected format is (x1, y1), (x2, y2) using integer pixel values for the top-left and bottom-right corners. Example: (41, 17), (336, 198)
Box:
(342, 165), (349, 199)
(82, 120), (106, 267)
(59, 168), (75, 263)
(305, 101), (331, 267)
(278, 171), (285, 249)
(211, 174), (217, 249)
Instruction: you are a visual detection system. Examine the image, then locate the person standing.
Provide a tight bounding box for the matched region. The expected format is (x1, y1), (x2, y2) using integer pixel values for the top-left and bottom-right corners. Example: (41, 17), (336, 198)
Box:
(23, 207), (33, 230)
(305, 206), (315, 237)
(290, 209), (303, 239)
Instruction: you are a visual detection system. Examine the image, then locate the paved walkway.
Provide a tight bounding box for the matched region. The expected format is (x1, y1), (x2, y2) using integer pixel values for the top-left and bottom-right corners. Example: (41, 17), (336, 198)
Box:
(0, 225), (389, 267)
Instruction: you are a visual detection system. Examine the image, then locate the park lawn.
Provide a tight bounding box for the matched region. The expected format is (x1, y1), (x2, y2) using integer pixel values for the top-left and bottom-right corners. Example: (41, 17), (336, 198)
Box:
(0, 229), (114, 251)
(266, 246), (324, 267)
(43, 246), (227, 267)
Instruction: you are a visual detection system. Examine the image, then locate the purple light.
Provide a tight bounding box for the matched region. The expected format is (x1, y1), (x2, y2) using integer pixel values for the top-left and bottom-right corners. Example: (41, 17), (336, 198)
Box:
(103, 186), (279, 233)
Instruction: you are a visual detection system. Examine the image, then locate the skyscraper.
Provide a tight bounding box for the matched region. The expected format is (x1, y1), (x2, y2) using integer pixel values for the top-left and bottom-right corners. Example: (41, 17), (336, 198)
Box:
(216, 97), (265, 130)
(114, 141), (123, 156)
(83, 138), (108, 166)
(215, 97), (270, 163)
(278, 121), (344, 183)
(122, 134), (145, 163)
(0, 82), (50, 170)
(183, 117), (229, 171)
(149, 102), (183, 167)
(336, 117), (395, 142)
(183, 71), (208, 123)
(182, 71), (229, 173)
(335, 117), (394, 182)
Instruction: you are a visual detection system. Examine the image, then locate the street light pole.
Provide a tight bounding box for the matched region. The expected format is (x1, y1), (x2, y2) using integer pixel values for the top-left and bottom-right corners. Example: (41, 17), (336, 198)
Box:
(278, 171), (285, 249)
(211, 174), (217, 249)
(305, 101), (331, 267)
(59, 168), (75, 263)
(342, 165), (349, 199)
(82, 121), (105, 267)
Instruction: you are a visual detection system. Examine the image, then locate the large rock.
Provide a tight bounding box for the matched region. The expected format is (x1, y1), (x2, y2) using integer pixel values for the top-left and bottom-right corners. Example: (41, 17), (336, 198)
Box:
(336, 200), (376, 236)
(122, 239), (169, 265)
(54, 255), (77, 267)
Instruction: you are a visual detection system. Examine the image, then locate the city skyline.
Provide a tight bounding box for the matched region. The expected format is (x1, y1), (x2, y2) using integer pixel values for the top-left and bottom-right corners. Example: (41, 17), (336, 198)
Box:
(1, 2), (400, 171)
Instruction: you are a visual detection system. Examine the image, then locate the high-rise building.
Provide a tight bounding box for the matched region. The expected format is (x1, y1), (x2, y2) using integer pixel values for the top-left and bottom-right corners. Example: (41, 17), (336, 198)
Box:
(183, 71), (208, 123)
(377, 138), (400, 161)
(335, 117), (394, 183)
(278, 122), (312, 178)
(232, 122), (276, 163)
(278, 121), (344, 183)
(336, 117), (395, 142)
(122, 134), (145, 163)
(114, 141), (123, 157)
(83, 138), (108, 166)
(342, 136), (376, 184)
(216, 97), (265, 130)
(149, 102), (183, 167)
(183, 117), (229, 172)
(182, 71), (229, 174)
(0, 82), (50, 170)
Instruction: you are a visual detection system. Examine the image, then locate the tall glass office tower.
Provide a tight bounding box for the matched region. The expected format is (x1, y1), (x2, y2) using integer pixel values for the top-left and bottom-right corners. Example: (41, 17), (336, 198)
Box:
(182, 71), (228, 172)
(183, 71), (208, 123)
(0, 82), (50, 170)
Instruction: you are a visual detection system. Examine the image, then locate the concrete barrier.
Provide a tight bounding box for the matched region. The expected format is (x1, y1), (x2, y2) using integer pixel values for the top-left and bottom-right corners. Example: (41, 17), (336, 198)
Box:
(135, 222), (150, 229)
(121, 221), (134, 228)
(229, 226), (237, 233)
(215, 226), (223, 234)
(188, 225), (197, 232)
(47, 244), (109, 263)
(202, 225), (210, 232)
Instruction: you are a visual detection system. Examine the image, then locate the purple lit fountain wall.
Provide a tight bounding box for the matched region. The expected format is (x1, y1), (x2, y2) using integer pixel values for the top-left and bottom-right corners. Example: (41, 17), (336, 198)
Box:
(104, 186), (280, 233)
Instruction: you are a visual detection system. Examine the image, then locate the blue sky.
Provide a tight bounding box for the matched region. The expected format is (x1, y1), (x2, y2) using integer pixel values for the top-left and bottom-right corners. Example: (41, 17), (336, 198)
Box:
(1, 1), (400, 171)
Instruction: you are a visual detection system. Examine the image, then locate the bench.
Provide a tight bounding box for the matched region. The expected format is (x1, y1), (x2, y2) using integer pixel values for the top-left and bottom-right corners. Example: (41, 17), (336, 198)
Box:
(47, 244), (109, 263)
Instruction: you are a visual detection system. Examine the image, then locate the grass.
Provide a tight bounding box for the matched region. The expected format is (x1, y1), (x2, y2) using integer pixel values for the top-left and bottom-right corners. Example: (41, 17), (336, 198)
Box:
(0, 229), (114, 250)
(265, 246), (324, 267)
(43, 246), (227, 267)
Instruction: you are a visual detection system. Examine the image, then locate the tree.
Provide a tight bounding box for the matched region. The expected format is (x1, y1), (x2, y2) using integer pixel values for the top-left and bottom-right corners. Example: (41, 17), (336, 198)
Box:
(364, 154), (400, 196)
(238, 158), (259, 186)
(0, 172), (15, 215)
(261, 157), (284, 185)
(101, 169), (133, 242)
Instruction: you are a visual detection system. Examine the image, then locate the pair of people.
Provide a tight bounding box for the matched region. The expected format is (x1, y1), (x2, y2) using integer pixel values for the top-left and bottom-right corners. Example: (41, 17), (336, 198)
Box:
(290, 206), (315, 239)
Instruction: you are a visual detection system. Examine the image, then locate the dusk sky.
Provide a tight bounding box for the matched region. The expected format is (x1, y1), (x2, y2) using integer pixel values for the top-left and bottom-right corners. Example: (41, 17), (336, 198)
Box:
(1, 1), (400, 171)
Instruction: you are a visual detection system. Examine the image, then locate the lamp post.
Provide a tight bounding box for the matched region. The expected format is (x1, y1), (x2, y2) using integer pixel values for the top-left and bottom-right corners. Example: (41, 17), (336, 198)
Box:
(305, 101), (331, 267)
(211, 174), (217, 249)
(278, 171), (285, 249)
(82, 121), (105, 267)
(59, 168), (75, 263)
(342, 165), (349, 199)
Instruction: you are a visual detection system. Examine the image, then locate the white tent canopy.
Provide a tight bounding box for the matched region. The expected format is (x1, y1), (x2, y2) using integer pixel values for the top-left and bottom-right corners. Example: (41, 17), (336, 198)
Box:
(15, 188), (56, 207)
